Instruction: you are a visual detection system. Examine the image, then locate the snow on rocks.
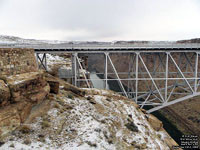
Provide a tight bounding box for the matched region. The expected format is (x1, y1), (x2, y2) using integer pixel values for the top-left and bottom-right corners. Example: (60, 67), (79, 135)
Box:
(0, 88), (172, 150)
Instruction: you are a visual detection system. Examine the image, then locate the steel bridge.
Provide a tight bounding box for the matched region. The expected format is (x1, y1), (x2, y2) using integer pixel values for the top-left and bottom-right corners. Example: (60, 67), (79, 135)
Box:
(4, 42), (200, 113)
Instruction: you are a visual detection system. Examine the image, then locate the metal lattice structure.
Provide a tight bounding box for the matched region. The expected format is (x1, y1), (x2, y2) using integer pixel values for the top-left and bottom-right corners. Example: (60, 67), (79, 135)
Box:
(70, 51), (200, 113)
(30, 43), (200, 113)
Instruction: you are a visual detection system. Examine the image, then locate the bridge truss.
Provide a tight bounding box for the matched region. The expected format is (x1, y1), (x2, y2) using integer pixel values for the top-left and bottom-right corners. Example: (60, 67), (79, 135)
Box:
(34, 45), (200, 113)
(68, 51), (200, 113)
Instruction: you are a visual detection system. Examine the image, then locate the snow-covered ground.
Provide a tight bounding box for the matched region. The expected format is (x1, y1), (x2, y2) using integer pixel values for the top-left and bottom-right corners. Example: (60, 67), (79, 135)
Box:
(37, 53), (71, 71)
(0, 88), (171, 150)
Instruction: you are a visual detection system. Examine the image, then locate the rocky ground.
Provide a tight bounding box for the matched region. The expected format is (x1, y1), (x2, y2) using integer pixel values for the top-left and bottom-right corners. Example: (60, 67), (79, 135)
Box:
(0, 83), (177, 150)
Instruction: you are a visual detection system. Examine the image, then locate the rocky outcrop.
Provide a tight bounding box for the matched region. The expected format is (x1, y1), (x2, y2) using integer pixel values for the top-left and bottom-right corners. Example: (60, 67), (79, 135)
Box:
(0, 71), (50, 105)
(6, 71), (50, 103)
(0, 48), (50, 137)
(0, 80), (10, 107)
(0, 87), (181, 149)
(0, 72), (50, 137)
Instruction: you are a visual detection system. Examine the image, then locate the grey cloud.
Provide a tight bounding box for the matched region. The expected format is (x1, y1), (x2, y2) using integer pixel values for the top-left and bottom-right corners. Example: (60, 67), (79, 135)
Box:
(0, 0), (200, 41)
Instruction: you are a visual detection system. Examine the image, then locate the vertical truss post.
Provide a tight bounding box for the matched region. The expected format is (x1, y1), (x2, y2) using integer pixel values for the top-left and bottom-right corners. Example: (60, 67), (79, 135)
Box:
(135, 52), (139, 103)
(104, 52), (108, 89)
(165, 52), (169, 102)
(194, 52), (199, 93)
(107, 54), (128, 97)
(72, 53), (77, 86)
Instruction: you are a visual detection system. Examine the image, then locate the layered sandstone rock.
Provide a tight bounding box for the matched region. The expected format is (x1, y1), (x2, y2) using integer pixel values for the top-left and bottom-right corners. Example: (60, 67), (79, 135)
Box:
(0, 80), (10, 107)
(6, 71), (50, 103)
(0, 72), (50, 137)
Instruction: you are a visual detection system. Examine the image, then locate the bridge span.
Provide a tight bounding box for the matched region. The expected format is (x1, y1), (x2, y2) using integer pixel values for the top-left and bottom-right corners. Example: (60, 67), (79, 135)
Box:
(3, 42), (200, 113)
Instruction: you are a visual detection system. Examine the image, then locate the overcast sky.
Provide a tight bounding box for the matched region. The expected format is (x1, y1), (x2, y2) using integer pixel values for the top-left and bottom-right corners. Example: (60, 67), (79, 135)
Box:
(0, 0), (200, 41)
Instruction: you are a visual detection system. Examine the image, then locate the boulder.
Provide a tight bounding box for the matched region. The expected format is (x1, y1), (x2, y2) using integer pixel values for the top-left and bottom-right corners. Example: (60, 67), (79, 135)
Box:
(146, 114), (163, 131)
(6, 71), (49, 103)
(0, 79), (11, 107)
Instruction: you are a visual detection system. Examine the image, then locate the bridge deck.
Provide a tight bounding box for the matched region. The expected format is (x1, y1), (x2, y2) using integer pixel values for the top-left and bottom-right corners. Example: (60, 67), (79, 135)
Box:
(34, 48), (200, 53)
(1, 43), (200, 53)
